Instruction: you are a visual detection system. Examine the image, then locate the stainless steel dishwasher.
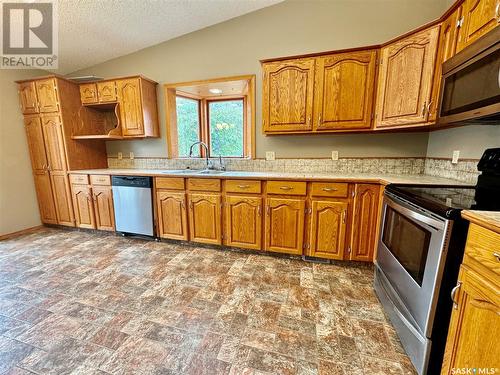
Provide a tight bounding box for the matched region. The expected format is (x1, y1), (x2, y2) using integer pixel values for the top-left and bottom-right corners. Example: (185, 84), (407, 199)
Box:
(112, 176), (154, 236)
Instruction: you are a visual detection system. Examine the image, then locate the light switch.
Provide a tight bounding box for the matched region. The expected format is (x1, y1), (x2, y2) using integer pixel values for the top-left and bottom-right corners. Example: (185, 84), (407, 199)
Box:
(130, 152), (135, 160)
(265, 151), (275, 161)
(331, 151), (339, 161)
(452, 150), (460, 164)
(117, 152), (123, 160)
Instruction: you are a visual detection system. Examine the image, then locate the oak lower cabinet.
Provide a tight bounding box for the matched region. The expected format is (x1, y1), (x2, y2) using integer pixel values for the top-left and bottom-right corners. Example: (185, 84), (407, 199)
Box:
(265, 197), (305, 255)
(308, 200), (348, 260)
(71, 184), (95, 229)
(225, 195), (262, 250)
(188, 193), (222, 245)
(156, 191), (188, 240)
(349, 184), (381, 261)
(33, 171), (58, 224)
(441, 222), (500, 373)
(92, 185), (115, 231)
(456, 0), (499, 52)
(374, 25), (440, 128)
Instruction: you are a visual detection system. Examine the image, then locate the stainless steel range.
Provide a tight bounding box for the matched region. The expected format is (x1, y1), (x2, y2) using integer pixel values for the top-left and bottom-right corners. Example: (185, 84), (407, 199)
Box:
(374, 148), (500, 375)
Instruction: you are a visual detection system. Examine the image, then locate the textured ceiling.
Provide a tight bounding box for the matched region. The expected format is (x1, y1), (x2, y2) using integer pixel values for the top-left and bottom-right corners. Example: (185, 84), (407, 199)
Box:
(56, 0), (282, 74)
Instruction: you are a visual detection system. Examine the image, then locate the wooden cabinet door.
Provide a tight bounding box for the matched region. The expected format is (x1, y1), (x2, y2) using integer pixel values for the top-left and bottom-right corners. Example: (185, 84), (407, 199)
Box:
(309, 200), (348, 260)
(430, 7), (462, 122)
(265, 197), (305, 255)
(314, 50), (377, 130)
(24, 116), (48, 172)
(225, 195), (262, 250)
(35, 79), (59, 113)
(375, 26), (440, 128)
(71, 184), (95, 229)
(93, 186), (115, 231)
(97, 81), (117, 102)
(51, 173), (74, 226)
(80, 83), (98, 104)
(457, 0), (499, 52)
(40, 115), (67, 172)
(350, 184), (381, 262)
(33, 170), (57, 224)
(188, 193), (222, 245)
(441, 267), (500, 373)
(262, 59), (315, 133)
(18, 81), (39, 114)
(157, 191), (188, 240)
(117, 78), (144, 136)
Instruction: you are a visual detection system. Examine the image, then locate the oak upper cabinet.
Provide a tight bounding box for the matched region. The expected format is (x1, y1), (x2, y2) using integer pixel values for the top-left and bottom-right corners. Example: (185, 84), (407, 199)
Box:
(225, 195), (262, 250)
(80, 83), (98, 104)
(188, 193), (222, 245)
(35, 79), (59, 113)
(265, 197), (305, 255)
(456, 0), (500, 52)
(314, 50), (377, 130)
(262, 59), (315, 133)
(157, 191), (188, 240)
(308, 200), (348, 260)
(374, 25), (440, 128)
(71, 184), (95, 229)
(18, 81), (39, 114)
(92, 185), (115, 231)
(349, 184), (381, 262)
(97, 81), (117, 103)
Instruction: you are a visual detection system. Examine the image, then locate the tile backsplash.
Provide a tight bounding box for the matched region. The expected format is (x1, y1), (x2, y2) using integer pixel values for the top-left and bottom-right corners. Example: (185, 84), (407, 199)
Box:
(107, 156), (479, 183)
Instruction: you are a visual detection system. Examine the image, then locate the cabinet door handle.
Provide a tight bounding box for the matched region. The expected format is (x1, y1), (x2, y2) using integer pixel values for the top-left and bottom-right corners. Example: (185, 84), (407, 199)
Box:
(493, 252), (500, 261)
(257, 205), (261, 216)
(307, 116), (311, 125)
(342, 210), (346, 223)
(496, 1), (500, 22)
(421, 102), (427, 117)
(189, 201), (193, 209)
(237, 184), (250, 189)
(322, 187), (337, 192)
(318, 114), (322, 124)
(280, 186), (293, 191)
(181, 200), (186, 209)
(450, 281), (462, 309)
(426, 100), (433, 114)
(266, 206), (270, 216)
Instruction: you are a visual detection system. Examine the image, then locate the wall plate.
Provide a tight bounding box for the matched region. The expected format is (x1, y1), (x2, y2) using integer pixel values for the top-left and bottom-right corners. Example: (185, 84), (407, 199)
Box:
(265, 151), (275, 161)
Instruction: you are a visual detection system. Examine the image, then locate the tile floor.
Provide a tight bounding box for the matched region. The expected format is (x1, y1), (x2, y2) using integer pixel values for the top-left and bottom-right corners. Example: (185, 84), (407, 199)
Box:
(0, 228), (417, 375)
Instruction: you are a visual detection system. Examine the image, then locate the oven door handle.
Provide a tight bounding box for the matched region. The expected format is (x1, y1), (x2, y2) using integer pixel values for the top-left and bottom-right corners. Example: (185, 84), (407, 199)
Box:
(385, 195), (445, 230)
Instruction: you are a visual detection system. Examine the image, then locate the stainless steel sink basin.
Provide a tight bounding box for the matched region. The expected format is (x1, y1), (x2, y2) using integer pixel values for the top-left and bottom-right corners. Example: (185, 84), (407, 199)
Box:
(159, 169), (198, 174)
(196, 170), (226, 175)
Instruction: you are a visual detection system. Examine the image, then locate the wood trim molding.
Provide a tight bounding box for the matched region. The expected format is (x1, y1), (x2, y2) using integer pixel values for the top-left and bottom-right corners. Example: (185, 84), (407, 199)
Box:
(0, 225), (44, 241)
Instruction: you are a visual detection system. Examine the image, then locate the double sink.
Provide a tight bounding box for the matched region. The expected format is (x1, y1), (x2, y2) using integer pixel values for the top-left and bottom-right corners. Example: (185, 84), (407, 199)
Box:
(160, 169), (227, 176)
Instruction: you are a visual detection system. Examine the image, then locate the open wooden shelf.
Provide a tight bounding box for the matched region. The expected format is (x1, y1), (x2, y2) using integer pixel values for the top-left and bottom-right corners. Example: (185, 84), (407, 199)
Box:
(72, 103), (123, 140)
(72, 134), (123, 140)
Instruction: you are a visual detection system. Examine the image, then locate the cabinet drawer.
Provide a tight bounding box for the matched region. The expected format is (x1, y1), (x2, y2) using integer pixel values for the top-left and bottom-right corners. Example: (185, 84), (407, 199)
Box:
(311, 182), (348, 197)
(90, 174), (111, 186)
(464, 223), (500, 277)
(188, 178), (221, 192)
(266, 180), (306, 196)
(226, 180), (261, 194)
(156, 177), (185, 190)
(70, 174), (89, 185)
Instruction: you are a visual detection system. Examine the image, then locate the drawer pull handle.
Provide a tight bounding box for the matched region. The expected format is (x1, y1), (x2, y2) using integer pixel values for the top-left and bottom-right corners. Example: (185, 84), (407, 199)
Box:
(450, 281), (462, 309)
(493, 252), (500, 261)
(280, 186), (293, 190)
(322, 187), (338, 192)
(237, 185), (250, 189)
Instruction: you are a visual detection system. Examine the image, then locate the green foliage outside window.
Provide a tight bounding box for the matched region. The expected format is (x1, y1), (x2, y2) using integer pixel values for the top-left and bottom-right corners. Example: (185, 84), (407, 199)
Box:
(209, 100), (244, 157)
(176, 96), (200, 157)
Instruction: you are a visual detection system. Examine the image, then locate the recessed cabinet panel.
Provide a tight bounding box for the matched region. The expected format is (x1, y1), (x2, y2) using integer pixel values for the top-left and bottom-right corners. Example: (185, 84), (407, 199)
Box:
(117, 78), (144, 136)
(18, 81), (38, 114)
(262, 59), (315, 132)
(97, 81), (117, 103)
(309, 200), (348, 260)
(225, 195), (262, 250)
(80, 83), (98, 104)
(157, 191), (188, 240)
(35, 79), (59, 113)
(315, 51), (377, 130)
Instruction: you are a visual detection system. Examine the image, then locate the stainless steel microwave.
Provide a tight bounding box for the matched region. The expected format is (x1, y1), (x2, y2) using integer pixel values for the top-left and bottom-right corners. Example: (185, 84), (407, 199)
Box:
(438, 27), (500, 125)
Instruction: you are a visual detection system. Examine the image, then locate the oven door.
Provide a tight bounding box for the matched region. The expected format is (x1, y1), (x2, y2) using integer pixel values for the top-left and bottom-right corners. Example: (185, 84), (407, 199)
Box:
(376, 192), (452, 337)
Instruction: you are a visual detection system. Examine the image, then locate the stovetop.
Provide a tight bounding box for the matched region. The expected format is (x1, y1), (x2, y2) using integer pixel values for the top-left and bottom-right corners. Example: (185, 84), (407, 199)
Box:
(385, 184), (480, 219)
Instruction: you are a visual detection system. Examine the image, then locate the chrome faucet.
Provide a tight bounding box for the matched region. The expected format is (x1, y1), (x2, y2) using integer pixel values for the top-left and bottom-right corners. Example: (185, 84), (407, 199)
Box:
(188, 141), (213, 170)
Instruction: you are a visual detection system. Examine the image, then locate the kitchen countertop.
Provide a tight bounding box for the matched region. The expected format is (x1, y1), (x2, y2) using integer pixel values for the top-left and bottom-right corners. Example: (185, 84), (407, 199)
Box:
(69, 168), (473, 186)
(462, 210), (500, 234)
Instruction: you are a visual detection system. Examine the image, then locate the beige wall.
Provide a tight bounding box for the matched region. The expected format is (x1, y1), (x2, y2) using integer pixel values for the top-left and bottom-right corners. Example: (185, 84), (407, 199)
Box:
(71, 0), (451, 159)
(427, 125), (500, 159)
(0, 69), (44, 235)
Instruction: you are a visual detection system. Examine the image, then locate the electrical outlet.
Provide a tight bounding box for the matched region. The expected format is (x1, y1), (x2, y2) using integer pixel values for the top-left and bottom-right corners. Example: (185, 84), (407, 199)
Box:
(452, 150), (460, 164)
(117, 152), (123, 160)
(331, 151), (339, 161)
(265, 151), (275, 161)
(130, 152), (134, 160)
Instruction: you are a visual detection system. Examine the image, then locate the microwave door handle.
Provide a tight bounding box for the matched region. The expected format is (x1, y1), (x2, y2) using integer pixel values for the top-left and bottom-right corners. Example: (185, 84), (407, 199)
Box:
(384, 196), (445, 231)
